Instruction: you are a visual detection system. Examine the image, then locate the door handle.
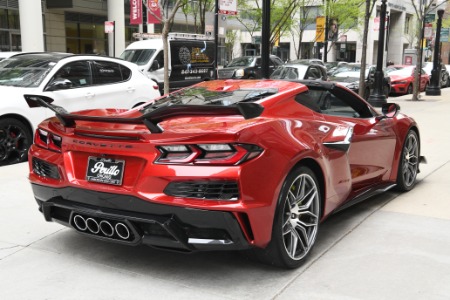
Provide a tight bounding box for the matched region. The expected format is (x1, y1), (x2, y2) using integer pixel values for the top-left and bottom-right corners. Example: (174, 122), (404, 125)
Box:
(85, 92), (95, 98)
(127, 87), (135, 93)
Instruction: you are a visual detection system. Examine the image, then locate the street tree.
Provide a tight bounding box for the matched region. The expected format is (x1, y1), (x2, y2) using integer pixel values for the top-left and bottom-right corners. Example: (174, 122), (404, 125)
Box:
(324, 0), (364, 55)
(290, 0), (318, 59)
(180, 0), (214, 34)
(234, 0), (300, 51)
(409, 0), (449, 100)
(145, 0), (187, 94)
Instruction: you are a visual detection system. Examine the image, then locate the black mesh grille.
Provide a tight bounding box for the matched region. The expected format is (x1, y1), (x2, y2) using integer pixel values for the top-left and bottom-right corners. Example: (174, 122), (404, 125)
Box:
(164, 181), (239, 200)
(32, 158), (60, 180)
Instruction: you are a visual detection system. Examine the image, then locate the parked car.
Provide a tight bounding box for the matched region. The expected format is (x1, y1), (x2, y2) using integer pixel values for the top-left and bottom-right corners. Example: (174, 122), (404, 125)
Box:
(422, 62), (450, 88)
(270, 63), (328, 81)
(0, 51), (20, 61)
(386, 65), (429, 95)
(28, 79), (425, 269)
(0, 52), (161, 166)
(325, 61), (349, 75)
(329, 65), (391, 99)
(218, 55), (284, 79)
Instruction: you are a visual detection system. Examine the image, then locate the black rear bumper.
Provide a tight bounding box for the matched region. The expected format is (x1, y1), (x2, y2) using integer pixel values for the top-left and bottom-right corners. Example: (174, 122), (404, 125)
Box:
(31, 184), (251, 252)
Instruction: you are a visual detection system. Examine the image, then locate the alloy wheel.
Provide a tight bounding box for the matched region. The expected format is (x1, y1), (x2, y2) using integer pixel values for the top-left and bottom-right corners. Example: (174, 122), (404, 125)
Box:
(401, 132), (419, 188)
(281, 173), (320, 261)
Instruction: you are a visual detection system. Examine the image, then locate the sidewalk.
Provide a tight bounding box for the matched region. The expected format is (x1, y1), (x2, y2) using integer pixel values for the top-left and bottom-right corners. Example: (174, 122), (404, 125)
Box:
(0, 88), (449, 300)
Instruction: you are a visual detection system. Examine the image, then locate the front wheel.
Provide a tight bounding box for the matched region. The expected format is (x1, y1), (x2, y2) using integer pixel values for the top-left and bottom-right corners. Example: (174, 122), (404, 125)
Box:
(396, 130), (420, 192)
(0, 118), (33, 166)
(406, 84), (413, 94)
(254, 166), (321, 268)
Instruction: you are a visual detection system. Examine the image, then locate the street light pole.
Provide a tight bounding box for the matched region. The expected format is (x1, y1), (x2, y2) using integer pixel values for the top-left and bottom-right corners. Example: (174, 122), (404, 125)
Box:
(214, 0), (218, 79)
(368, 0), (388, 107)
(261, 0), (270, 78)
(426, 9), (445, 95)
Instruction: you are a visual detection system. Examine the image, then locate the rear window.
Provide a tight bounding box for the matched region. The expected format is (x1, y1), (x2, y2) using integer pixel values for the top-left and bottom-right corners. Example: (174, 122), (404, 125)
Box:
(140, 86), (278, 114)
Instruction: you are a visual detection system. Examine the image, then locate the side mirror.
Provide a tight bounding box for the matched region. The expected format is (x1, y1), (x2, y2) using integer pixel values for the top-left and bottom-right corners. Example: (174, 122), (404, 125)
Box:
(45, 79), (73, 91)
(150, 60), (160, 71)
(381, 103), (400, 118)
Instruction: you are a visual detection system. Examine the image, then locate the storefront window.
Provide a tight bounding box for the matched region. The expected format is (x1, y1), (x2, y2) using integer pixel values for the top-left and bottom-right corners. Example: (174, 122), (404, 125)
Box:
(8, 9), (20, 29)
(65, 12), (107, 55)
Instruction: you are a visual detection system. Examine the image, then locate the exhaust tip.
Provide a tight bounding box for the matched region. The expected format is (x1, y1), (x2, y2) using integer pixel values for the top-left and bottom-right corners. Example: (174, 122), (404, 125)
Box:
(115, 222), (131, 240)
(99, 220), (114, 237)
(86, 218), (100, 234)
(73, 215), (87, 231)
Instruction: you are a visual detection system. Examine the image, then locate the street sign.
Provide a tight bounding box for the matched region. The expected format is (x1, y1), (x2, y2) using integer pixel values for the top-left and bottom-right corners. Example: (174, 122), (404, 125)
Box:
(441, 28), (449, 42)
(104, 21), (114, 33)
(219, 0), (237, 15)
(425, 13), (435, 23)
(424, 23), (433, 39)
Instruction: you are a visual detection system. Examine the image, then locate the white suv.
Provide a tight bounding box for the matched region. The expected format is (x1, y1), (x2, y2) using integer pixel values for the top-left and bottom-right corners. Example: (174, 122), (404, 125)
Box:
(0, 52), (161, 166)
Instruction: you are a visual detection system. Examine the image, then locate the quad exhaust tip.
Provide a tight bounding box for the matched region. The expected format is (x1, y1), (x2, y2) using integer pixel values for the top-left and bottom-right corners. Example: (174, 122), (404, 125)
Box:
(72, 214), (132, 241)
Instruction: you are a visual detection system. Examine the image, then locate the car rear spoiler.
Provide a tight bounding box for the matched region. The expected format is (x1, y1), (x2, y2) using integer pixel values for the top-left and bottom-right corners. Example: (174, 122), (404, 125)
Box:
(24, 95), (264, 133)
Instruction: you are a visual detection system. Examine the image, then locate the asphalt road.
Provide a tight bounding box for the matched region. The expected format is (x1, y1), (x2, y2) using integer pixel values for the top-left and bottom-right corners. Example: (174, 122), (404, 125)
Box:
(1, 88), (449, 300)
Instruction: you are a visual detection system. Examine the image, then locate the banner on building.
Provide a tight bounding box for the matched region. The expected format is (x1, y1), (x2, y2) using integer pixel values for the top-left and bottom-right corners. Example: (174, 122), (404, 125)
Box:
(328, 19), (338, 41)
(315, 16), (325, 43)
(130, 0), (143, 25)
(147, 0), (162, 24)
(219, 0), (238, 15)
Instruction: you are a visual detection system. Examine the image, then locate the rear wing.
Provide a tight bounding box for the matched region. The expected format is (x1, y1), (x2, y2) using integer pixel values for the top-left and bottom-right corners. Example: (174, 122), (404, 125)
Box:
(24, 95), (264, 134)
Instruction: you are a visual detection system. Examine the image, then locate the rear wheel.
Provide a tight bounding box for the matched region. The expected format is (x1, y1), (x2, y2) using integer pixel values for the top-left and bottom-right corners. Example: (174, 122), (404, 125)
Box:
(0, 118), (32, 166)
(254, 166), (321, 268)
(396, 130), (419, 192)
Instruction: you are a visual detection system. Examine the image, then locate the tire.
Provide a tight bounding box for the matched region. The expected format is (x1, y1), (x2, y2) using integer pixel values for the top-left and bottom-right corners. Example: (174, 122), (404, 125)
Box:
(253, 166), (321, 268)
(395, 130), (420, 192)
(383, 84), (390, 98)
(0, 118), (33, 166)
(406, 84), (413, 94)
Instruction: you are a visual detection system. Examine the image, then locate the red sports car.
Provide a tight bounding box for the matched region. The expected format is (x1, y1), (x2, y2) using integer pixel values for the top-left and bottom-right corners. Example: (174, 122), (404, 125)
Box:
(387, 65), (430, 95)
(27, 79), (425, 269)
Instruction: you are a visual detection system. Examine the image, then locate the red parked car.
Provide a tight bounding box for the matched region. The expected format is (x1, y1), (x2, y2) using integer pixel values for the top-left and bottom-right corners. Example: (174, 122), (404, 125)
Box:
(27, 79), (425, 268)
(387, 65), (429, 95)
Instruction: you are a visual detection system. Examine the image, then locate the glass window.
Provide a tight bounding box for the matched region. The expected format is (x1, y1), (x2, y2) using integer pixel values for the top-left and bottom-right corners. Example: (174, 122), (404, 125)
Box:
(51, 61), (92, 88)
(0, 9), (8, 28)
(7, 9), (20, 30)
(92, 60), (123, 85)
(120, 65), (131, 80)
(121, 49), (156, 66)
(151, 50), (164, 70)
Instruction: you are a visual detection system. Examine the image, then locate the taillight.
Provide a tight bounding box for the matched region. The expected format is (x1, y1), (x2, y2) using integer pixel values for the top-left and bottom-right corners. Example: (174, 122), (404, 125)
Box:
(34, 128), (62, 152)
(156, 143), (262, 165)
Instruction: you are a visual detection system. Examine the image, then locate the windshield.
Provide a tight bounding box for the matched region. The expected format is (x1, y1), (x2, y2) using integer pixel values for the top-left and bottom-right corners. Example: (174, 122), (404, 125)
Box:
(120, 49), (156, 66)
(386, 66), (414, 76)
(140, 86), (277, 114)
(227, 57), (254, 67)
(0, 55), (60, 87)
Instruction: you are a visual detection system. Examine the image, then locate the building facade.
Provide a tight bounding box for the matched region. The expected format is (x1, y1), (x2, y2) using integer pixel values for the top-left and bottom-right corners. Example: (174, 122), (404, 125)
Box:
(0, 0), (447, 65)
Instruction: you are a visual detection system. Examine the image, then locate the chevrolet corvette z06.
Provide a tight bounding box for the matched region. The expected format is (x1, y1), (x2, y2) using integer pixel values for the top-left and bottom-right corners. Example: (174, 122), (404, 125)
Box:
(27, 79), (425, 268)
